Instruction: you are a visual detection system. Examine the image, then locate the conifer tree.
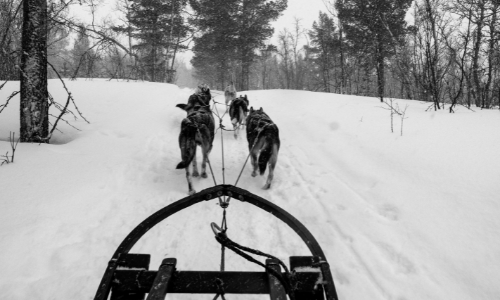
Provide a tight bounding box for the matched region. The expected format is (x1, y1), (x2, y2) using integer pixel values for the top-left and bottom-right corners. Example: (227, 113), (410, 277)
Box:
(336, 0), (412, 101)
(308, 12), (338, 92)
(122, 0), (188, 82)
(190, 0), (286, 90)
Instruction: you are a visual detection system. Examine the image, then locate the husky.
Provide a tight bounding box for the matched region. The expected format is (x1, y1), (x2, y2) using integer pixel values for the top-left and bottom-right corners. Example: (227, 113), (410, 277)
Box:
(229, 95), (249, 139)
(246, 107), (280, 189)
(224, 82), (237, 108)
(176, 93), (215, 195)
(190, 85), (212, 108)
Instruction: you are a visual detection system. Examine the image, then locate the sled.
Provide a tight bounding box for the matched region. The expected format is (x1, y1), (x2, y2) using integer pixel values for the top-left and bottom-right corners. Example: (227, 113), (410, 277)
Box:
(93, 184), (339, 300)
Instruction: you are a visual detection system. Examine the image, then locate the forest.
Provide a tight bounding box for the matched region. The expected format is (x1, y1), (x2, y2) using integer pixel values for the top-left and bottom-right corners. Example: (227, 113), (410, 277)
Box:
(1, 0), (499, 137)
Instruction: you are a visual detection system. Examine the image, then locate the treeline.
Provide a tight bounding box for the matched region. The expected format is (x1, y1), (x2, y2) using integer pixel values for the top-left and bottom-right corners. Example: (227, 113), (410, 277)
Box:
(193, 0), (500, 110)
(0, 0), (190, 83)
(2, 0), (499, 110)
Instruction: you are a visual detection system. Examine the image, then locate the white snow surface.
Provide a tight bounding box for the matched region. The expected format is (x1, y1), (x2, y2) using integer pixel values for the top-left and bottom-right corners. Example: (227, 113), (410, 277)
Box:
(1, 79), (500, 299)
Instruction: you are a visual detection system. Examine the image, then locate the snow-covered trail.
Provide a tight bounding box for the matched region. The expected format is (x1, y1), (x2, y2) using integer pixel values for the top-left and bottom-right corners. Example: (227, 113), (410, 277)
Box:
(1, 80), (500, 300)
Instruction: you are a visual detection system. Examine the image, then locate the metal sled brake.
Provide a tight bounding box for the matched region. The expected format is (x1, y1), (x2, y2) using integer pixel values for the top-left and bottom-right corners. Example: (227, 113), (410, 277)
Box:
(93, 185), (339, 300)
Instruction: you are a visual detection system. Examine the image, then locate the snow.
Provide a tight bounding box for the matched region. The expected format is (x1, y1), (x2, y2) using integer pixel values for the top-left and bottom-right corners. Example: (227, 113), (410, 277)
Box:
(1, 79), (500, 299)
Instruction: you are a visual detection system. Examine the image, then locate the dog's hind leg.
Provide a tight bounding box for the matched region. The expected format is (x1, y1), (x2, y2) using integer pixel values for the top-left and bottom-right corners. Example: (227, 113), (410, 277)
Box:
(232, 118), (238, 139)
(185, 166), (196, 195)
(250, 151), (258, 177)
(200, 149), (208, 178)
(191, 147), (199, 177)
(263, 143), (279, 190)
(250, 136), (266, 177)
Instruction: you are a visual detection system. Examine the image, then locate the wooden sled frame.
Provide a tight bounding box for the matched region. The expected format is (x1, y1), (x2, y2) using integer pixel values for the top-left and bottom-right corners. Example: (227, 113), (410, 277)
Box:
(93, 184), (339, 300)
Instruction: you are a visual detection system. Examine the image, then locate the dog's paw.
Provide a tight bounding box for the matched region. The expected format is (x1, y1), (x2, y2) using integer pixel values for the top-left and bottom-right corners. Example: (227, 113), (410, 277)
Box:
(201, 172), (208, 178)
(188, 189), (196, 195)
(262, 183), (271, 190)
(192, 171), (200, 177)
(251, 171), (257, 177)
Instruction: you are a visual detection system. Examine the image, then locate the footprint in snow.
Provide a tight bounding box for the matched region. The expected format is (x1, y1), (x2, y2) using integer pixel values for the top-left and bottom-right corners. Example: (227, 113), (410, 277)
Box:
(377, 203), (400, 221)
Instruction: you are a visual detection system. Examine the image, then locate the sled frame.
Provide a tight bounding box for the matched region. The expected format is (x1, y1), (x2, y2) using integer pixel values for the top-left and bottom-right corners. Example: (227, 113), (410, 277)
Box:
(93, 184), (339, 300)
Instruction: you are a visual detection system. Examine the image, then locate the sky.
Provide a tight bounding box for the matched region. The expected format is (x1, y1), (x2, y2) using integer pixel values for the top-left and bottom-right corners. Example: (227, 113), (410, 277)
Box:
(1, 79), (500, 300)
(271, 0), (329, 40)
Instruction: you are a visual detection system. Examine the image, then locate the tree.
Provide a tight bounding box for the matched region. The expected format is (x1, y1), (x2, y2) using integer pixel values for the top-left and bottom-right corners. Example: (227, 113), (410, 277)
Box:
(190, 0), (240, 88)
(190, 0), (287, 90)
(122, 0), (189, 82)
(308, 12), (338, 92)
(20, 0), (49, 142)
(0, 0), (23, 80)
(236, 0), (287, 90)
(336, 0), (412, 102)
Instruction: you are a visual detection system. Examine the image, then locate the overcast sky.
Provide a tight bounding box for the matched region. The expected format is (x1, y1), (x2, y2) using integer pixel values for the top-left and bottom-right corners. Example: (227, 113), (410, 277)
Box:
(271, 0), (329, 39)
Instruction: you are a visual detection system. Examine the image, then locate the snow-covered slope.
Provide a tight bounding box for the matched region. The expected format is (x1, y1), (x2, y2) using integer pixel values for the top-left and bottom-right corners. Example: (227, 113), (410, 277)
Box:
(1, 79), (499, 299)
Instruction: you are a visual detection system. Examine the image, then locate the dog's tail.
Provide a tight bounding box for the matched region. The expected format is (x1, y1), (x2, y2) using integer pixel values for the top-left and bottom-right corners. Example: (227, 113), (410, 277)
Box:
(238, 105), (247, 125)
(176, 119), (197, 169)
(258, 125), (280, 175)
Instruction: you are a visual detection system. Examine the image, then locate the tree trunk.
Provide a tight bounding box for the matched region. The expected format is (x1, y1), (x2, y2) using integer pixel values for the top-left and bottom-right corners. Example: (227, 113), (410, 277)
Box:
(472, 0), (485, 107)
(20, 0), (49, 143)
(484, 1), (497, 109)
(376, 38), (385, 102)
(338, 18), (345, 94)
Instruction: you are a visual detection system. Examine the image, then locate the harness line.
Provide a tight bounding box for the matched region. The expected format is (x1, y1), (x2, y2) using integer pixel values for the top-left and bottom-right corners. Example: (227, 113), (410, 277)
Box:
(206, 96), (279, 299)
(210, 98), (230, 300)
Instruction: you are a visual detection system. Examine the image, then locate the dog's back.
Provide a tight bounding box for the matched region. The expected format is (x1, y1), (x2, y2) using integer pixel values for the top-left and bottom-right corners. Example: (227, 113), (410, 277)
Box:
(176, 109), (215, 169)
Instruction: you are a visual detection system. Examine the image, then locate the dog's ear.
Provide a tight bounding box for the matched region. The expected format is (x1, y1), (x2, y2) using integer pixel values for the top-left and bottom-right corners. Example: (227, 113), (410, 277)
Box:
(244, 95), (247, 100)
(250, 106), (254, 112)
(258, 107), (263, 112)
(176, 103), (187, 111)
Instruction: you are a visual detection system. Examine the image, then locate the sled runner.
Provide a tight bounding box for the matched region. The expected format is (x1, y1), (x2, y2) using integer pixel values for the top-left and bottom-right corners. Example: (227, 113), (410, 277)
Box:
(93, 185), (339, 300)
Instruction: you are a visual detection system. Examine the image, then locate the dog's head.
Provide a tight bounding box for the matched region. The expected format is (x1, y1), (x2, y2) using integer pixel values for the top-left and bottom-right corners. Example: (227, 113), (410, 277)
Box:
(176, 103), (209, 115)
(248, 106), (264, 119)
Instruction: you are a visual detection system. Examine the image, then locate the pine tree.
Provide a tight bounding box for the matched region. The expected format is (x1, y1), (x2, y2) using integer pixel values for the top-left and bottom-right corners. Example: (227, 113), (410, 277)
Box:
(336, 0), (412, 101)
(308, 12), (338, 92)
(190, 0), (239, 88)
(122, 0), (188, 82)
(190, 0), (287, 90)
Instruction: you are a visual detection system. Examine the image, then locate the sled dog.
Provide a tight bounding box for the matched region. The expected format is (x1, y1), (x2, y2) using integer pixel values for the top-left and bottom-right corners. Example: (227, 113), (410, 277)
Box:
(224, 82), (237, 107)
(246, 107), (280, 189)
(176, 94), (215, 195)
(185, 85), (211, 110)
(229, 95), (249, 139)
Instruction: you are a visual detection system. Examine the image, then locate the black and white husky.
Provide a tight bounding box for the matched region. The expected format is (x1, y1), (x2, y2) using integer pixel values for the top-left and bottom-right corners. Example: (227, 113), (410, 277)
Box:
(175, 91), (215, 195)
(246, 107), (280, 189)
(229, 95), (249, 139)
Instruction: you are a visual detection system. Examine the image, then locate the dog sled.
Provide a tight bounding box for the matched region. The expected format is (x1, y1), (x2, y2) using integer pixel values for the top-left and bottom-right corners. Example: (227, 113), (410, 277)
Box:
(93, 184), (339, 300)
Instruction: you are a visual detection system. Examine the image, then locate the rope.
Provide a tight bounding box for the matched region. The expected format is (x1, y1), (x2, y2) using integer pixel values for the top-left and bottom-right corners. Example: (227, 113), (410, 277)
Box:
(211, 223), (296, 300)
(210, 98), (230, 300)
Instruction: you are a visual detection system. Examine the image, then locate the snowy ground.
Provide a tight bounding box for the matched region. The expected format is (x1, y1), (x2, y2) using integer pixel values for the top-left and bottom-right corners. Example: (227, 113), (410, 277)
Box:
(1, 79), (499, 300)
